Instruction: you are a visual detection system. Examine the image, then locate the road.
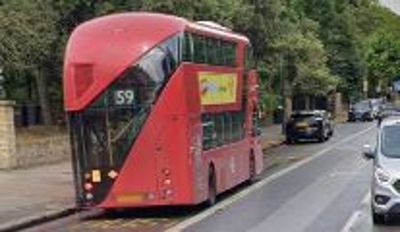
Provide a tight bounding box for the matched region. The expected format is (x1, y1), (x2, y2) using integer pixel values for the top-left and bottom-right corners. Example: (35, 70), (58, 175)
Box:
(23, 122), (400, 232)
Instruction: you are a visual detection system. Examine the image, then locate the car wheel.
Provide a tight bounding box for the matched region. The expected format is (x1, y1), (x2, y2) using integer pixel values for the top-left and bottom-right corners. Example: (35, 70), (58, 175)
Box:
(372, 206), (386, 225)
(325, 129), (330, 140)
(318, 129), (326, 142)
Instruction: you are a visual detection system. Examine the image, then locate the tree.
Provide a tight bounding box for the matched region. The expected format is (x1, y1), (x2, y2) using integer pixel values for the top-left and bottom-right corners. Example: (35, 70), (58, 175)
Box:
(0, 0), (399, 125)
(0, 0), (57, 124)
(367, 33), (400, 96)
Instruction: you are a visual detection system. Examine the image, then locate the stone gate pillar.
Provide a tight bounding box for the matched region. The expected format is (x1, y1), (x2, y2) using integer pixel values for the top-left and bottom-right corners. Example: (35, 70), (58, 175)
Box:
(0, 100), (16, 169)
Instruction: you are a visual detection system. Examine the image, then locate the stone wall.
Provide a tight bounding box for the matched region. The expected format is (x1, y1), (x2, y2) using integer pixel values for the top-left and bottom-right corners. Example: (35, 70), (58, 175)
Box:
(0, 100), (71, 169)
(15, 134), (71, 168)
(0, 101), (17, 169)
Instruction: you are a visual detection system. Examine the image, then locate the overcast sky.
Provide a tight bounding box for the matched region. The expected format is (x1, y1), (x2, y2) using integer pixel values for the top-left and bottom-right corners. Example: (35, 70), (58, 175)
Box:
(380, 0), (400, 15)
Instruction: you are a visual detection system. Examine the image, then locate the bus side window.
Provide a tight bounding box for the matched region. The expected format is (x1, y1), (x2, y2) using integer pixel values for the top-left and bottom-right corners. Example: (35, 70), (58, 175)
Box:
(182, 32), (193, 62)
(223, 41), (237, 67)
(222, 113), (232, 144)
(202, 114), (216, 150)
(206, 38), (218, 65)
(214, 39), (225, 66)
(193, 34), (207, 64)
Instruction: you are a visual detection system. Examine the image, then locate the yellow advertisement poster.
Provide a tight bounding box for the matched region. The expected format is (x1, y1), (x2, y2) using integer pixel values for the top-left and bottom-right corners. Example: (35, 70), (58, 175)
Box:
(198, 72), (238, 105)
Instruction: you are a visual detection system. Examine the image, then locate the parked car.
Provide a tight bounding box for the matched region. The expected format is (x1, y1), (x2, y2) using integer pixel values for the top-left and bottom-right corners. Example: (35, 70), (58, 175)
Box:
(286, 110), (334, 144)
(348, 100), (374, 122)
(377, 104), (400, 126)
(363, 116), (400, 224)
(370, 98), (385, 119)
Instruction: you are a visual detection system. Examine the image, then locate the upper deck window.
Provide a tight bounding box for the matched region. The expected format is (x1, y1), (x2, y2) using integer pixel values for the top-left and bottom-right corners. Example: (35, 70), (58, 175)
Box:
(183, 32), (237, 67)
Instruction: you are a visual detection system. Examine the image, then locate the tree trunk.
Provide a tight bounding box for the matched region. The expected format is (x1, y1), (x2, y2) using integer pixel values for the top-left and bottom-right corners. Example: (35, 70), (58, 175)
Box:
(282, 79), (292, 134)
(35, 70), (53, 125)
(304, 96), (309, 110)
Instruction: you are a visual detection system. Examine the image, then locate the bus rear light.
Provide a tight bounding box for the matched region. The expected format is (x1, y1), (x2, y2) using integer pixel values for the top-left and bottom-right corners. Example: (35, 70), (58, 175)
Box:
(84, 173), (91, 180)
(147, 193), (155, 200)
(108, 170), (118, 179)
(162, 169), (171, 176)
(84, 183), (93, 191)
(91, 170), (101, 183)
(165, 189), (173, 196)
(163, 179), (172, 185)
(86, 193), (93, 200)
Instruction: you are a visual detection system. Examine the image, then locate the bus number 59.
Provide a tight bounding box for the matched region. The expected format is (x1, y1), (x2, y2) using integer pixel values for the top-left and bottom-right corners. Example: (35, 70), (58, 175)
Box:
(115, 90), (135, 105)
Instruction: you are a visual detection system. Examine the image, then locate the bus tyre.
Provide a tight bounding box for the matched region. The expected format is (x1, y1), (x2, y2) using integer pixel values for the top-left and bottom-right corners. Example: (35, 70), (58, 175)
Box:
(249, 154), (257, 183)
(207, 167), (217, 206)
(286, 136), (294, 144)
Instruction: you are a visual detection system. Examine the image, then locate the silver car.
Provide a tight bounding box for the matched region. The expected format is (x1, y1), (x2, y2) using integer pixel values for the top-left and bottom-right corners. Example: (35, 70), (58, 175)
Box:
(363, 117), (400, 224)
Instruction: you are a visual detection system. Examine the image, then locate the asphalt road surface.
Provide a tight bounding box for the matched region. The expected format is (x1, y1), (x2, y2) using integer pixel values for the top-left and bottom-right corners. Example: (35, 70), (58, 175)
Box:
(24, 122), (399, 232)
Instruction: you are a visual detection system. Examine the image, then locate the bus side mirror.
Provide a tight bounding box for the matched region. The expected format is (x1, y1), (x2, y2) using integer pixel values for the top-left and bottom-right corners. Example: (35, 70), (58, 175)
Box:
(256, 127), (262, 136)
(362, 144), (375, 160)
(252, 127), (262, 137)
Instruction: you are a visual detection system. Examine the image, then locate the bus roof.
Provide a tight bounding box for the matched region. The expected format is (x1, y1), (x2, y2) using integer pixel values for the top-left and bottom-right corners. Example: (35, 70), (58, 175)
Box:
(64, 12), (249, 111)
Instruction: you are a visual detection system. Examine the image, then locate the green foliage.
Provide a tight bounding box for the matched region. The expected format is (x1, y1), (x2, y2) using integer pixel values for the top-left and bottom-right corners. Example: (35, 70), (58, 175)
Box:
(367, 33), (400, 95)
(0, 0), (398, 122)
(0, 0), (57, 69)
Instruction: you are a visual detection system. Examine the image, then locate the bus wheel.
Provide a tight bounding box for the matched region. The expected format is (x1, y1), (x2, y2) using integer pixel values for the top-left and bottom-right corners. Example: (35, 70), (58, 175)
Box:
(249, 154), (257, 183)
(207, 166), (217, 206)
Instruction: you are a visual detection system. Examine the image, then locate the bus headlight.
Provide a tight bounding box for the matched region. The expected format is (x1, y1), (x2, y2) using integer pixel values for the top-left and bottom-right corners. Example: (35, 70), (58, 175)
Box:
(375, 168), (392, 183)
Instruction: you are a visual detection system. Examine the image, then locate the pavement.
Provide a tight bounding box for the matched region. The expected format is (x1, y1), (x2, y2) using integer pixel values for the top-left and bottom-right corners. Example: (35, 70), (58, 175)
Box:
(260, 124), (285, 150)
(0, 124), (285, 232)
(0, 162), (75, 231)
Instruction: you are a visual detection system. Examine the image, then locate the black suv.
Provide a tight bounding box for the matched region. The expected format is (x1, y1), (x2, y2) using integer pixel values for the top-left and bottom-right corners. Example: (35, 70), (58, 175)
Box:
(286, 110), (334, 144)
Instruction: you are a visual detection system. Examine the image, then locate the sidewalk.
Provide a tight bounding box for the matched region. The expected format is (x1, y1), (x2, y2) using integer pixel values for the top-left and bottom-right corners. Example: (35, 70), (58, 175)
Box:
(260, 124), (285, 150)
(0, 162), (75, 231)
(0, 125), (285, 231)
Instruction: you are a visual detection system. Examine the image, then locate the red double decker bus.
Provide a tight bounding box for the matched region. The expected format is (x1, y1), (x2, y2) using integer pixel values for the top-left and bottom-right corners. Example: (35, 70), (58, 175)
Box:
(64, 13), (263, 209)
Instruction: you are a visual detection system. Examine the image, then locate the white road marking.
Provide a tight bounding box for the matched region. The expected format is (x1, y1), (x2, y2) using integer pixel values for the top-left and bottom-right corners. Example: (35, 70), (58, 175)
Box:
(340, 192), (370, 232)
(166, 125), (376, 232)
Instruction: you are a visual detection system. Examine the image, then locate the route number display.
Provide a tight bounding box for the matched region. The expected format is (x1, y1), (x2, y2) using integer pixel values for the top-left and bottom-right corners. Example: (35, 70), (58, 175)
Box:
(114, 89), (135, 106)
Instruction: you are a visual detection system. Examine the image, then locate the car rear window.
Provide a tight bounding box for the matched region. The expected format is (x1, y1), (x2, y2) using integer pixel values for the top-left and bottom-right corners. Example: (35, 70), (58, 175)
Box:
(354, 102), (370, 111)
(291, 114), (315, 121)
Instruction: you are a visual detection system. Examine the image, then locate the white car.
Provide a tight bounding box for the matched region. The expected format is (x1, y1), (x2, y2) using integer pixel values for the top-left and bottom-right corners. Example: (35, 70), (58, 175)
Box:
(363, 116), (400, 224)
